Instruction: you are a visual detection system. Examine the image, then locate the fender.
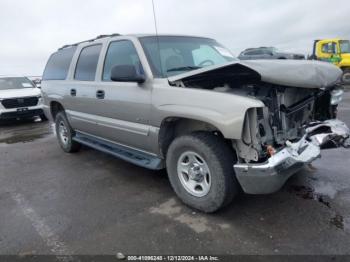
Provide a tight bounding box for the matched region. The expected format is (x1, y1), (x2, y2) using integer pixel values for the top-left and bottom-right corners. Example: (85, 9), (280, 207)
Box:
(151, 85), (264, 139)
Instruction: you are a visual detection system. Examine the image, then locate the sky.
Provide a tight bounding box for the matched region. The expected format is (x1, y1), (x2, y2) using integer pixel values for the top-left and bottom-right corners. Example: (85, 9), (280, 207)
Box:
(0, 0), (349, 76)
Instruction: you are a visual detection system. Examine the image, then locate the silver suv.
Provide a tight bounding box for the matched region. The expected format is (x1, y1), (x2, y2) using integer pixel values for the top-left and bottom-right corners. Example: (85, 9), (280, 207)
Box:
(42, 34), (350, 212)
(239, 47), (305, 60)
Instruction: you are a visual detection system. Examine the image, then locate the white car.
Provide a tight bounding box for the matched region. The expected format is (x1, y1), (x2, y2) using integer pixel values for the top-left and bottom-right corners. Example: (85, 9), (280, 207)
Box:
(0, 76), (46, 121)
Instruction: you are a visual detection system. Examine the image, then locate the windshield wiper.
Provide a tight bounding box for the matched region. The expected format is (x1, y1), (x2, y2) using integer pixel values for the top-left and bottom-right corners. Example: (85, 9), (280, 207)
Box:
(167, 66), (202, 72)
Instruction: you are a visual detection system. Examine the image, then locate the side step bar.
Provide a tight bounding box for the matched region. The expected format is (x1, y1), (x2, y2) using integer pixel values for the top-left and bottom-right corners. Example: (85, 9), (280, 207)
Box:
(73, 132), (164, 170)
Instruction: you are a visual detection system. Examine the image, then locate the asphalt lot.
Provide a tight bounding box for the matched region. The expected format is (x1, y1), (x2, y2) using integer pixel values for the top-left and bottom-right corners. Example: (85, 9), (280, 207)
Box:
(1, 91), (350, 257)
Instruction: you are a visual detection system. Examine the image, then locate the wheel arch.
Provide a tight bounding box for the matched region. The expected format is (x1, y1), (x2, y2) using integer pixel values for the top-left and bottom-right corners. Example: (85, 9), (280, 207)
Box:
(340, 66), (350, 71)
(158, 117), (229, 158)
(50, 101), (65, 120)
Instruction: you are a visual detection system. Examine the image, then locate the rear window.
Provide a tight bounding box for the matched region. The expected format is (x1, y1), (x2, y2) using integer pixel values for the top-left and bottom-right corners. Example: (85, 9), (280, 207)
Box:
(42, 47), (77, 80)
(74, 45), (102, 81)
(0, 77), (34, 90)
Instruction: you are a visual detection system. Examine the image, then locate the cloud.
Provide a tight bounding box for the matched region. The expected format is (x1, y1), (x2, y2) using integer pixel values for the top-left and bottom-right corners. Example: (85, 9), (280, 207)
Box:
(0, 0), (349, 75)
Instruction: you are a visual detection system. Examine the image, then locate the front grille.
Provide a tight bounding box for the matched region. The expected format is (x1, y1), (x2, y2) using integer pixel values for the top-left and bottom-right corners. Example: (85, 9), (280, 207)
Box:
(1, 97), (39, 109)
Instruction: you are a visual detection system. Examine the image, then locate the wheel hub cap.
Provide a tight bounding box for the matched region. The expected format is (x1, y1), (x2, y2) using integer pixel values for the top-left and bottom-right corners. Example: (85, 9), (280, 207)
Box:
(177, 151), (211, 197)
(188, 164), (204, 182)
(58, 121), (69, 146)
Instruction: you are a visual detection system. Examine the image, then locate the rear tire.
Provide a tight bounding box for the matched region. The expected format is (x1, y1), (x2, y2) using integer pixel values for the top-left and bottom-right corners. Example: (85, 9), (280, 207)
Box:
(55, 112), (81, 153)
(342, 69), (350, 85)
(166, 132), (239, 213)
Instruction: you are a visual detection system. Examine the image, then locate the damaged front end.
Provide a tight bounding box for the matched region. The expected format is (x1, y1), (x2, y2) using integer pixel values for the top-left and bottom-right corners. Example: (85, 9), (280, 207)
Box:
(169, 60), (350, 194)
(233, 85), (350, 194)
(306, 119), (350, 149)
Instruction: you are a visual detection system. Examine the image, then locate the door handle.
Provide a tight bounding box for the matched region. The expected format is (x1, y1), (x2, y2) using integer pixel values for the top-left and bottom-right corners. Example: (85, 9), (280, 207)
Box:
(70, 89), (76, 96)
(96, 90), (105, 99)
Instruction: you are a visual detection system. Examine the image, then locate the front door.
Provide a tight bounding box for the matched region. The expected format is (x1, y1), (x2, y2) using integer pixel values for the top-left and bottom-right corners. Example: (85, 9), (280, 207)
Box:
(318, 41), (341, 65)
(93, 39), (153, 152)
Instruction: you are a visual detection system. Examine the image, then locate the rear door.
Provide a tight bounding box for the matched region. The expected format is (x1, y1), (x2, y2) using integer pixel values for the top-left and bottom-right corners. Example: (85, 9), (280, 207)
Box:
(93, 38), (153, 152)
(64, 44), (102, 135)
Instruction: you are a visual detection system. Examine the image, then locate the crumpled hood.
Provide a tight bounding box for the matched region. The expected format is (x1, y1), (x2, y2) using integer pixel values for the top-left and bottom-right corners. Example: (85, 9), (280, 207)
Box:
(0, 88), (41, 99)
(168, 59), (342, 89)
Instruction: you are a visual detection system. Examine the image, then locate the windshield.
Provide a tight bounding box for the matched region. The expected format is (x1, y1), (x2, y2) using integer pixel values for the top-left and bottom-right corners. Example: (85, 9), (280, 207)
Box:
(139, 36), (236, 77)
(340, 40), (350, 53)
(0, 77), (34, 90)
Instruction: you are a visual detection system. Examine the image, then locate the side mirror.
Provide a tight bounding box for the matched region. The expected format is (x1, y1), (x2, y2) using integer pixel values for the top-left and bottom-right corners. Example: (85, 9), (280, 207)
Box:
(111, 65), (145, 84)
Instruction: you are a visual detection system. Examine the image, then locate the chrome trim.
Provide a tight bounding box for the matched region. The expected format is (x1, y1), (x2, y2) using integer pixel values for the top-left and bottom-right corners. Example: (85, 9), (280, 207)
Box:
(234, 136), (321, 194)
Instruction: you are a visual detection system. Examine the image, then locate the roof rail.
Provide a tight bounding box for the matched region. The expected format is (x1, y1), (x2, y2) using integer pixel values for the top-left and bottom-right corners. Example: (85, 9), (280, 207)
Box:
(58, 33), (121, 50)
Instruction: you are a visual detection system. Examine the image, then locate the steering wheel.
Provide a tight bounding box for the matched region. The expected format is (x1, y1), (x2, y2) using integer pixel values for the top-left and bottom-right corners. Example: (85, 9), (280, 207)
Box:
(198, 59), (215, 67)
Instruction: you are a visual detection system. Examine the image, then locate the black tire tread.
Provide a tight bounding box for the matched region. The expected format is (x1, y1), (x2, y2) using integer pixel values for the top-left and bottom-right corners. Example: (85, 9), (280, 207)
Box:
(55, 112), (81, 153)
(166, 131), (239, 213)
(342, 69), (350, 84)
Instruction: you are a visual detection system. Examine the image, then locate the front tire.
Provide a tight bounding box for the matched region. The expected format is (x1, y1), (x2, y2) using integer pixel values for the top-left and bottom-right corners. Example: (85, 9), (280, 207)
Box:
(342, 69), (350, 85)
(55, 112), (81, 153)
(166, 132), (239, 213)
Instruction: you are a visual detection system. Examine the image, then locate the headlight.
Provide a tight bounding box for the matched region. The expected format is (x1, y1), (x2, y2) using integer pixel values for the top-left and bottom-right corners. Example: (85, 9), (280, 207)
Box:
(331, 89), (344, 105)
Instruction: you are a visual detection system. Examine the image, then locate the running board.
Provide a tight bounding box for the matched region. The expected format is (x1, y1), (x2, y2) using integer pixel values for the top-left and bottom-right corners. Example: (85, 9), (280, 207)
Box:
(73, 132), (164, 170)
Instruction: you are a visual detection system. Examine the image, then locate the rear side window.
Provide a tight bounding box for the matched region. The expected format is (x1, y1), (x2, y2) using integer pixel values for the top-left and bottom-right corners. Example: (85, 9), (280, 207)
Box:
(42, 47), (77, 80)
(246, 50), (262, 55)
(74, 45), (102, 81)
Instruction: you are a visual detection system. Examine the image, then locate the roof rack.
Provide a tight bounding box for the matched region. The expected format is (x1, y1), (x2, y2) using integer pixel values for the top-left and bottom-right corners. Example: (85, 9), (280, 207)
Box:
(58, 33), (121, 50)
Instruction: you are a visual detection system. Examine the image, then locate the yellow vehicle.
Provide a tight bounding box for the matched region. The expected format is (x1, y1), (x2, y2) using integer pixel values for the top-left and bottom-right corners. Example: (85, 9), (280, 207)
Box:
(311, 39), (350, 84)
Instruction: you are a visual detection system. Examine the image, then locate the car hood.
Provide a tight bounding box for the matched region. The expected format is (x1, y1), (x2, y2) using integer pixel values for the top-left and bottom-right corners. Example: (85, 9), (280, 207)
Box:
(0, 88), (41, 99)
(168, 59), (342, 89)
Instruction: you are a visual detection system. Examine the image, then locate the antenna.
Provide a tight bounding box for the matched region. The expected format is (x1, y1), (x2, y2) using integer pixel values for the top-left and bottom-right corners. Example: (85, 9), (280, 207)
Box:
(151, 0), (164, 77)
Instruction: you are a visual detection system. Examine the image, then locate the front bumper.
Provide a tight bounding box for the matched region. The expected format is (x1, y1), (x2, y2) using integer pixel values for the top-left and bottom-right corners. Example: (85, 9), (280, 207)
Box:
(234, 137), (321, 194)
(234, 119), (350, 194)
(0, 106), (44, 120)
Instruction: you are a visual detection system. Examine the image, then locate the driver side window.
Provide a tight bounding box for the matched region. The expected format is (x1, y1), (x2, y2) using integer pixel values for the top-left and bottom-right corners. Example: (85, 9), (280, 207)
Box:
(322, 42), (337, 54)
(103, 40), (144, 81)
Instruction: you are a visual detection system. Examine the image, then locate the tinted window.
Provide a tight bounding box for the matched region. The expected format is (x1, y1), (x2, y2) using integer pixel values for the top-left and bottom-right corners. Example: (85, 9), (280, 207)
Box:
(246, 50), (262, 55)
(103, 41), (143, 81)
(75, 45), (102, 81)
(42, 47), (76, 80)
(262, 50), (273, 55)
